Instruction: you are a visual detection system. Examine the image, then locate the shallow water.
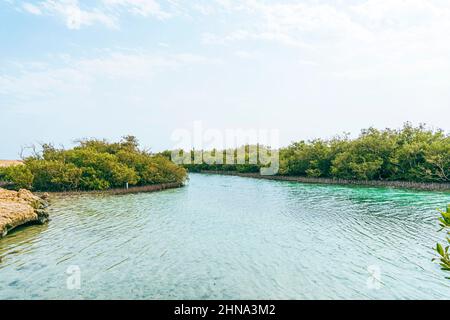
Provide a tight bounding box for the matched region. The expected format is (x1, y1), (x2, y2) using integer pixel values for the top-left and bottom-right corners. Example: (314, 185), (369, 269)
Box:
(1, 173), (449, 299)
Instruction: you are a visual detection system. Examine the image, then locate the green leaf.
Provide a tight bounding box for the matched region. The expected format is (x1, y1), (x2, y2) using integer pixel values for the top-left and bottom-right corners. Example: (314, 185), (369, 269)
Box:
(437, 243), (444, 256)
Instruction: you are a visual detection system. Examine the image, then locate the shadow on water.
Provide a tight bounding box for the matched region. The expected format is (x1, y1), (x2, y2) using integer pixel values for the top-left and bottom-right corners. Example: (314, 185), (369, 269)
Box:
(0, 223), (49, 266)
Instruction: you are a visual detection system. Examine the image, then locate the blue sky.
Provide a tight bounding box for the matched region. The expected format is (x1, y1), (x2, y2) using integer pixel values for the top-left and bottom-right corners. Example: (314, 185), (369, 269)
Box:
(1, 0), (450, 158)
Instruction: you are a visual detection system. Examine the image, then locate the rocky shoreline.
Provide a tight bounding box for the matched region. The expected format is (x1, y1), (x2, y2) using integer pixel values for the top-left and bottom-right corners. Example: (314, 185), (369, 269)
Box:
(0, 182), (183, 239)
(199, 171), (450, 192)
(0, 188), (49, 239)
(36, 182), (185, 197)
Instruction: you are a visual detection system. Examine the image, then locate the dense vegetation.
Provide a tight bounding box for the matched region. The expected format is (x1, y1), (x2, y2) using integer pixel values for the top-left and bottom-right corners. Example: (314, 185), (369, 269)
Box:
(177, 124), (450, 183)
(0, 136), (187, 191)
(170, 145), (266, 174)
(1, 124), (448, 190)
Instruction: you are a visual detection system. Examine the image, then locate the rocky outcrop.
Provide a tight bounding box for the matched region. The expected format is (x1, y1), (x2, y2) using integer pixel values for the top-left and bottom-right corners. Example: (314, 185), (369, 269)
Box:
(0, 188), (49, 239)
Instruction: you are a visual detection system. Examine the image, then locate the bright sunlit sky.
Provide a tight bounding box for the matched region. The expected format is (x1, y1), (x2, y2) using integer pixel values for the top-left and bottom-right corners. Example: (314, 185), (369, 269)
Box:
(1, 0), (450, 158)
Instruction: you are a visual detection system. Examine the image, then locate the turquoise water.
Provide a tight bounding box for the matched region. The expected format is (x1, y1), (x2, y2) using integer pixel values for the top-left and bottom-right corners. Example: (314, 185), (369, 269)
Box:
(1, 173), (449, 299)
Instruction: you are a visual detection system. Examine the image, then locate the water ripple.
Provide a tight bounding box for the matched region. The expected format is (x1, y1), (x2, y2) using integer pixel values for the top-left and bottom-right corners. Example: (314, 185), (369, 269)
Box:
(0, 173), (449, 299)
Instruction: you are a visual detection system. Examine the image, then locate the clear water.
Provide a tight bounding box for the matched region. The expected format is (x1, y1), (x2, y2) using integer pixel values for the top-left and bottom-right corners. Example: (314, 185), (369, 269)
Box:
(1, 173), (449, 299)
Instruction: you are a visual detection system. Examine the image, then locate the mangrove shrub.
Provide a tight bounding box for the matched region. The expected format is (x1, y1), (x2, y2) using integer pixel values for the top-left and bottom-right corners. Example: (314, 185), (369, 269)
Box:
(0, 136), (187, 192)
(181, 123), (449, 183)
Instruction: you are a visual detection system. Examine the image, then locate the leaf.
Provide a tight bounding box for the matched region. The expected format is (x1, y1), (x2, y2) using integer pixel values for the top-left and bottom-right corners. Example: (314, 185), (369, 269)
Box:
(437, 243), (444, 257)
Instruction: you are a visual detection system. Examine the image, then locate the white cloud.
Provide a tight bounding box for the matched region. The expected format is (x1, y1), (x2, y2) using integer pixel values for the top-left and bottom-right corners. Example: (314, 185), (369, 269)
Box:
(102, 0), (171, 19)
(11, 0), (174, 29)
(22, 2), (42, 15)
(0, 51), (221, 103)
(22, 0), (118, 29)
(191, 2), (215, 15)
(8, 1), (450, 82)
(204, 0), (450, 80)
(234, 50), (257, 59)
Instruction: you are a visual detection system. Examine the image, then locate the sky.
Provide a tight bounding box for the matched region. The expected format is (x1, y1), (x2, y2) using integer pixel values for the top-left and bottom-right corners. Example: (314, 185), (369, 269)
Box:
(1, 0), (450, 158)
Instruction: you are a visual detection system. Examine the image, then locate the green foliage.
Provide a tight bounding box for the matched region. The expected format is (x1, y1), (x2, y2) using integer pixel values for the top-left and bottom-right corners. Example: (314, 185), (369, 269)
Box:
(139, 156), (187, 185)
(330, 128), (396, 180)
(0, 165), (34, 189)
(25, 160), (83, 191)
(280, 140), (334, 177)
(183, 123), (449, 183)
(434, 205), (450, 278)
(2, 136), (187, 191)
(181, 145), (274, 174)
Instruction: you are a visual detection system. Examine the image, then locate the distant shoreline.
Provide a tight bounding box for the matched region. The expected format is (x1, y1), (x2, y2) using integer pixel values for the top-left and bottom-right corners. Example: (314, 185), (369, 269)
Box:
(0, 160), (23, 168)
(198, 171), (450, 192)
(35, 182), (184, 197)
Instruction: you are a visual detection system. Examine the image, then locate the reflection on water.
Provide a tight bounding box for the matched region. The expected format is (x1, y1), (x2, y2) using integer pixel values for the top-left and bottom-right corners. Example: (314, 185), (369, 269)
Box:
(0, 173), (449, 299)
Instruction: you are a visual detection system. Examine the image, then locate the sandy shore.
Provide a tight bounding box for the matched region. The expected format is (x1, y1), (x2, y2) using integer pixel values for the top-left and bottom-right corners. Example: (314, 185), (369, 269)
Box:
(0, 160), (23, 168)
